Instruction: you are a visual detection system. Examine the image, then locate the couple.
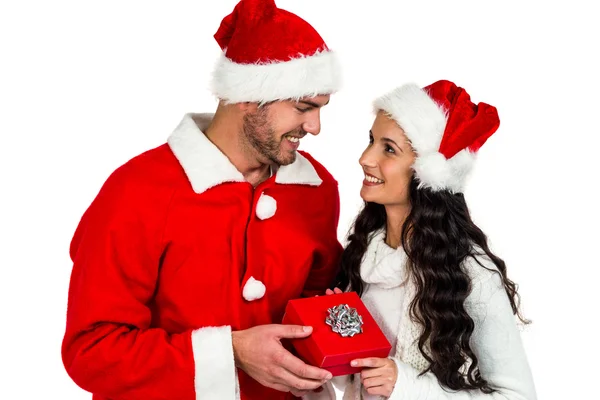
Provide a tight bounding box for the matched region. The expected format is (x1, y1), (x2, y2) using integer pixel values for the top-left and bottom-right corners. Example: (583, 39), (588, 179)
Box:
(61, 0), (536, 399)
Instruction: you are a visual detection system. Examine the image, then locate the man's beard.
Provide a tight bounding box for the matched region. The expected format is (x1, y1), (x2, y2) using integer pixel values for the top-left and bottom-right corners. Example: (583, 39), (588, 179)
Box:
(242, 107), (304, 166)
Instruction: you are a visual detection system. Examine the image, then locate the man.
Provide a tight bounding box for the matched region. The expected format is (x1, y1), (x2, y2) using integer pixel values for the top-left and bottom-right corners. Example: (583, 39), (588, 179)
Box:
(61, 0), (343, 399)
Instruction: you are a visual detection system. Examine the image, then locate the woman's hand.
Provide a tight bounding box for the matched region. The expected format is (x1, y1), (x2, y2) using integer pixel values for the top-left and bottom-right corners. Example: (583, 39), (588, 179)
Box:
(325, 287), (343, 295)
(351, 357), (398, 397)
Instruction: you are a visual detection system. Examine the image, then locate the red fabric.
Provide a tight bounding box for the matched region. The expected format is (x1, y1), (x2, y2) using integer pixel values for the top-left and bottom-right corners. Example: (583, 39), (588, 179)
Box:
(62, 144), (342, 400)
(214, 0), (328, 64)
(282, 292), (392, 376)
(424, 80), (500, 159)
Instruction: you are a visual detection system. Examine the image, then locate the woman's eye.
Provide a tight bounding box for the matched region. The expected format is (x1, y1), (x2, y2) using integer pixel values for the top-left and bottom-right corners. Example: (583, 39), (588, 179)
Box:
(385, 145), (395, 153)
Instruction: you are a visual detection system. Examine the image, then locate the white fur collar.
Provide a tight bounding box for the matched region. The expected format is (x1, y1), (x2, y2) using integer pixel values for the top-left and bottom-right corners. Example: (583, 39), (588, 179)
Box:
(167, 113), (323, 194)
(361, 229), (409, 289)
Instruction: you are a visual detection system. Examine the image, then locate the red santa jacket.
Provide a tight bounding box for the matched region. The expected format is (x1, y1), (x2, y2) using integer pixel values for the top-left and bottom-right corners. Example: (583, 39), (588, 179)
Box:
(62, 113), (343, 400)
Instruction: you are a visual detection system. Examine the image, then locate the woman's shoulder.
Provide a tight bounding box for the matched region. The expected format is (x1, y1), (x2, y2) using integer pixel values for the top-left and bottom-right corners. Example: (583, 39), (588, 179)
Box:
(462, 249), (506, 303)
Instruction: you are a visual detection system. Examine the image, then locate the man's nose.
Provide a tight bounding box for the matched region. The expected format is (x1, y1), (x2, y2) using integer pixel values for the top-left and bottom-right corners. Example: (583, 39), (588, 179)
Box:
(303, 110), (321, 135)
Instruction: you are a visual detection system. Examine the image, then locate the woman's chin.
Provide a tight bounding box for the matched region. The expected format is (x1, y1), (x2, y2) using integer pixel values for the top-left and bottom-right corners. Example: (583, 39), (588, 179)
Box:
(360, 189), (378, 203)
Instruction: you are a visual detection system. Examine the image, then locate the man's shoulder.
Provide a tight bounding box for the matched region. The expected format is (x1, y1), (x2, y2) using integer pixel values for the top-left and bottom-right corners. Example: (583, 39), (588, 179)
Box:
(72, 144), (185, 251)
(95, 143), (185, 203)
(298, 150), (338, 186)
(115, 143), (181, 181)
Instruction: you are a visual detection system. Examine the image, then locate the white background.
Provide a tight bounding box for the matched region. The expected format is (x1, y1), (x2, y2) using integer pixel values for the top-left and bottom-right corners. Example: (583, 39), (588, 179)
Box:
(1, 0), (599, 399)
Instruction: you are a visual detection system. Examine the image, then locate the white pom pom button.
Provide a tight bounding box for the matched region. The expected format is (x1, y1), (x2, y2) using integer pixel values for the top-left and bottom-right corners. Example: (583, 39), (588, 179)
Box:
(255, 193), (277, 220)
(242, 276), (266, 301)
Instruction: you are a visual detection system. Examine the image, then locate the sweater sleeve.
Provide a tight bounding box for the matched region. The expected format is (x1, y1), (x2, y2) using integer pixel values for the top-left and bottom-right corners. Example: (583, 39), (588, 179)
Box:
(61, 168), (237, 400)
(388, 267), (537, 400)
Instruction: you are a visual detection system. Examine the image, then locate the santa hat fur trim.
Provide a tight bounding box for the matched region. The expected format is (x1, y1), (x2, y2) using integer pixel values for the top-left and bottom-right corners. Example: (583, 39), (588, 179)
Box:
(212, 50), (341, 104)
(374, 81), (499, 193)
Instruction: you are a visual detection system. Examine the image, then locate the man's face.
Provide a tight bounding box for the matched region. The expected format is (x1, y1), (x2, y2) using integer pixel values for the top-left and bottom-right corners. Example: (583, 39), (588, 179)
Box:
(242, 94), (330, 166)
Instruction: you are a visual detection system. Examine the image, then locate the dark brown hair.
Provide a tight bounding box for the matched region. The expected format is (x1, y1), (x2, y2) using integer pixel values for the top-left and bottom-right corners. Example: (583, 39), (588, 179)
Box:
(335, 177), (529, 392)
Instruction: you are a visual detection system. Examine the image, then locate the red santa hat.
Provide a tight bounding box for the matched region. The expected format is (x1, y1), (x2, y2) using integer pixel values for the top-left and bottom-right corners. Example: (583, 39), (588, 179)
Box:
(374, 80), (500, 193)
(211, 0), (341, 104)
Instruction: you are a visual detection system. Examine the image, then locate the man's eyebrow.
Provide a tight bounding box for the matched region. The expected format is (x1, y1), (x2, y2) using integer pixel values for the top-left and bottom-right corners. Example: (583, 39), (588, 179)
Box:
(298, 99), (329, 108)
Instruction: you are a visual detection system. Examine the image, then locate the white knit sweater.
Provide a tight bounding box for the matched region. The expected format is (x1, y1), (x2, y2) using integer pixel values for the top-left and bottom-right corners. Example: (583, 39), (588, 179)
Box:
(305, 230), (537, 400)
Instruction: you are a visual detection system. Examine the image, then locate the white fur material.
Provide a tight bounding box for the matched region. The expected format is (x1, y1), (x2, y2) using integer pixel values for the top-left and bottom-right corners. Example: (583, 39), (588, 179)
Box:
(167, 114), (323, 193)
(276, 152), (323, 186)
(242, 276), (266, 301)
(256, 193), (277, 220)
(211, 50), (342, 104)
(374, 84), (476, 193)
(168, 113), (245, 193)
(191, 326), (238, 399)
(412, 149), (476, 192)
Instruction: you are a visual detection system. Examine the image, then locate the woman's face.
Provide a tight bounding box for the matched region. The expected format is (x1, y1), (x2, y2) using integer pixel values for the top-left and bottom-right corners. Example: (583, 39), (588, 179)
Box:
(359, 111), (416, 207)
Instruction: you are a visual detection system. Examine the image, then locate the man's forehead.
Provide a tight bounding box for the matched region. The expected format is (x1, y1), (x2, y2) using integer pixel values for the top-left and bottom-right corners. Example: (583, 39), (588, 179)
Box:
(295, 94), (331, 107)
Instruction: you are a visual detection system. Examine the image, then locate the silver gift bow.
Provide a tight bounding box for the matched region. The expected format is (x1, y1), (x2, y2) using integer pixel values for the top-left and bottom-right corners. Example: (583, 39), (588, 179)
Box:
(325, 304), (363, 337)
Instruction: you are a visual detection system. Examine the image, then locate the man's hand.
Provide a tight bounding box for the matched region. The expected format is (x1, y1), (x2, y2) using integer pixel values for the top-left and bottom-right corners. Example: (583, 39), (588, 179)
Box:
(351, 357), (398, 397)
(232, 324), (333, 396)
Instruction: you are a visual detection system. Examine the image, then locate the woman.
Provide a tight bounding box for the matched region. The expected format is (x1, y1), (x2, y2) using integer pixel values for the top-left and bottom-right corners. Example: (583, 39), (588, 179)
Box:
(310, 80), (536, 399)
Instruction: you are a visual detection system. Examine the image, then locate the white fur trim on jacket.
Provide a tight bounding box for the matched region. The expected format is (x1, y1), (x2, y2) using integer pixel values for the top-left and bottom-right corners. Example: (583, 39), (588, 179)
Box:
(167, 114), (323, 193)
(275, 150), (323, 186)
(374, 84), (476, 193)
(211, 50), (342, 104)
(191, 326), (238, 400)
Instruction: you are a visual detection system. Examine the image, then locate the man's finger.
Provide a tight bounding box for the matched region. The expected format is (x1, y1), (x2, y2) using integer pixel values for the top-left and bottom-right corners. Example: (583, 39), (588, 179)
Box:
(269, 382), (293, 393)
(277, 351), (332, 381)
(351, 357), (386, 368)
(276, 367), (330, 391)
(276, 325), (313, 339)
(290, 389), (309, 397)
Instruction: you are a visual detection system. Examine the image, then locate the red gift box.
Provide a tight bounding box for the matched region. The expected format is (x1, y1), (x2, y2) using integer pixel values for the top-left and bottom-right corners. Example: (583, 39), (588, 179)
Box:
(282, 292), (392, 376)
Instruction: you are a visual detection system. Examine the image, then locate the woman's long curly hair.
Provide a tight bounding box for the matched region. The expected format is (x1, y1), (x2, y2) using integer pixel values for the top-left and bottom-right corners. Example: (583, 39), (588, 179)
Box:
(335, 177), (529, 392)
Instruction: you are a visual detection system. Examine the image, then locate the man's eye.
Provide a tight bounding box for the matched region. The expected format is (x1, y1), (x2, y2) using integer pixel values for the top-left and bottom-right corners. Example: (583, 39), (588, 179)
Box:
(296, 108), (310, 113)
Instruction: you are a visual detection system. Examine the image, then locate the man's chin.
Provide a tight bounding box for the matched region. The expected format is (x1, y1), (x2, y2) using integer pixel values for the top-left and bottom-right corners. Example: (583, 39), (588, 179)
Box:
(274, 151), (297, 166)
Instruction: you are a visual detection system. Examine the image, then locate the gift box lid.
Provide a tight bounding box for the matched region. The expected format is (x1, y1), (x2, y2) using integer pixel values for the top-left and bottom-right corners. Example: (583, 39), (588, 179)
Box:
(282, 292), (392, 368)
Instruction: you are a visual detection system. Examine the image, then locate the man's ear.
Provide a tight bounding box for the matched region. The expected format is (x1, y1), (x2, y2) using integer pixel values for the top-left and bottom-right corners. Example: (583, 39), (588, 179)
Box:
(238, 102), (259, 113)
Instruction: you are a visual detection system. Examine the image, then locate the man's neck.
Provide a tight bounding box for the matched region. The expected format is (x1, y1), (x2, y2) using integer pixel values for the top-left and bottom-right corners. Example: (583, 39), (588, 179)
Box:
(203, 109), (272, 188)
(243, 165), (273, 188)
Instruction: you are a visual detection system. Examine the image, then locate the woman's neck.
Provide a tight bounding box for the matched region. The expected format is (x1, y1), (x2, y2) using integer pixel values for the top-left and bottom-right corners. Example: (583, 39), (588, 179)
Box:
(384, 204), (411, 249)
